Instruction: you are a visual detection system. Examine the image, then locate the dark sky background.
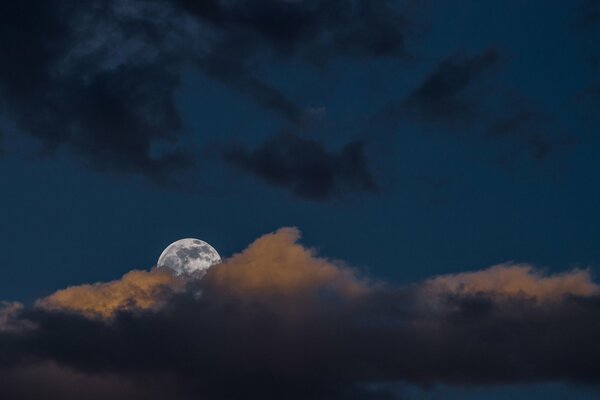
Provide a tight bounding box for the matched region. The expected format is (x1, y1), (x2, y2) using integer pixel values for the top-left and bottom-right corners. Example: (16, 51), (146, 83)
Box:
(1, 1), (600, 398)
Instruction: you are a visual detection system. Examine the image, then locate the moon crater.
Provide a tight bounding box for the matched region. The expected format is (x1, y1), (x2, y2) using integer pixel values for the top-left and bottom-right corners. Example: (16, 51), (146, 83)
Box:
(157, 238), (221, 278)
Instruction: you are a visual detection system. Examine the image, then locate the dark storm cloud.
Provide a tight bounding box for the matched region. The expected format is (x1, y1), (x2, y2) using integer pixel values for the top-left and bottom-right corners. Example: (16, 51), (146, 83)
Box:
(1, 229), (600, 399)
(0, 0), (410, 182)
(222, 133), (378, 201)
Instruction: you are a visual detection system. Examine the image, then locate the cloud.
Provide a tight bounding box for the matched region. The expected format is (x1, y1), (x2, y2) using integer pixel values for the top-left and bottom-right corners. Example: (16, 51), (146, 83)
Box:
(423, 263), (599, 301)
(206, 227), (368, 298)
(36, 269), (184, 318)
(36, 228), (367, 318)
(400, 49), (500, 126)
(487, 109), (554, 159)
(0, 302), (32, 333)
(1, 228), (600, 399)
(576, 0), (600, 56)
(0, 0), (199, 182)
(574, 1), (600, 124)
(0, 0), (412, 181)
(579, 0), (600, 30)
(0, 362), (177, 400)
(174, 0), (410, 62)
(386, 48), (571, 160)
(223, 133), (378, 201)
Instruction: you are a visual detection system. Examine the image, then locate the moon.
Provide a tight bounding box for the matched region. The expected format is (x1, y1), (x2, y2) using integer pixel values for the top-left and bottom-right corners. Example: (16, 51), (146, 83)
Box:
(157, 238), (221, 278)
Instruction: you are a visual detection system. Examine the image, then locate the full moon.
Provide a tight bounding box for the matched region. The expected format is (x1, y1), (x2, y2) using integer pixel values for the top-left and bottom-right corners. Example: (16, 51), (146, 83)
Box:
(157, 238), (221, 278)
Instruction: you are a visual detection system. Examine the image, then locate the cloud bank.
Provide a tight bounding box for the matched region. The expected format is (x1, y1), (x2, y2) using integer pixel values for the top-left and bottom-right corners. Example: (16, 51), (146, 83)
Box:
(1, 228), (600, 399)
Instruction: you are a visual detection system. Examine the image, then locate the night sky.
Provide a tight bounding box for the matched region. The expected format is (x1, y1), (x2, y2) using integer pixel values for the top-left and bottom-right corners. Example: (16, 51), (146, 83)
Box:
(1, 1), (600, 399)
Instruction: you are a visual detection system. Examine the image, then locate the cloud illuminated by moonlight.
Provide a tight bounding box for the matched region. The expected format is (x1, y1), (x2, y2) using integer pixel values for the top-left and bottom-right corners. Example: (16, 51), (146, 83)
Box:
(2, 228), (600, 399)
(31, 227), (599, 320)
(36, 269), (185, 319)
(423, 263), (599, 301)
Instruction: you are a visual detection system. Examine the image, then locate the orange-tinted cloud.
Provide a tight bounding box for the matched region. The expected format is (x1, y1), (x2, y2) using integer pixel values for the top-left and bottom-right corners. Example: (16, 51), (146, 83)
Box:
(423, 263), (599, 301)
(36, 269), (185, 318)
(33, 230), (599, 322)
(3, 229), (600, 397)
(204, 227), (368, 298)
(35, 228), (367, 319)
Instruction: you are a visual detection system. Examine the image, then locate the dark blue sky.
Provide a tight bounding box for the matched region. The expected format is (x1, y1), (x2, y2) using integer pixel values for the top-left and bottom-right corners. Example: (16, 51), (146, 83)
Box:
(0, 1), (599, 398)
(2, 0), (599, 302)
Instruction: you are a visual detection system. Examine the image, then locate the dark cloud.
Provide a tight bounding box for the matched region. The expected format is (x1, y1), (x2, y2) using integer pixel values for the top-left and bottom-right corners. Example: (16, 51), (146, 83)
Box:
(222, 133), (378, 201)
(575, 1), (600, 92)
(0, 362), (181, 400)
(575, 1), (600, 132)
(0, 0), (411, 181)
(486, 106), (573, 161)
(577, 0), (600, 31)
(175, 0), (409, 62)
(400, 49), (500, 126)
(385, 48), (572, 160)
(1, 229), (600, 399)
(0, 0), (195, 182)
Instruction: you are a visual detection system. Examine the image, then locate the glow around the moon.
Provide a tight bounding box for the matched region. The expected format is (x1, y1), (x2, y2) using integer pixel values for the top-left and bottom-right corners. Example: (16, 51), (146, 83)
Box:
(157, 238), (221, 278)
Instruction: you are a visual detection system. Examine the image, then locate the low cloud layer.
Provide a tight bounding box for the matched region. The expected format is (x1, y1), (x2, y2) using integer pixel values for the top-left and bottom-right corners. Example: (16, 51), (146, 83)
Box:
(1, 228), (600, 399)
